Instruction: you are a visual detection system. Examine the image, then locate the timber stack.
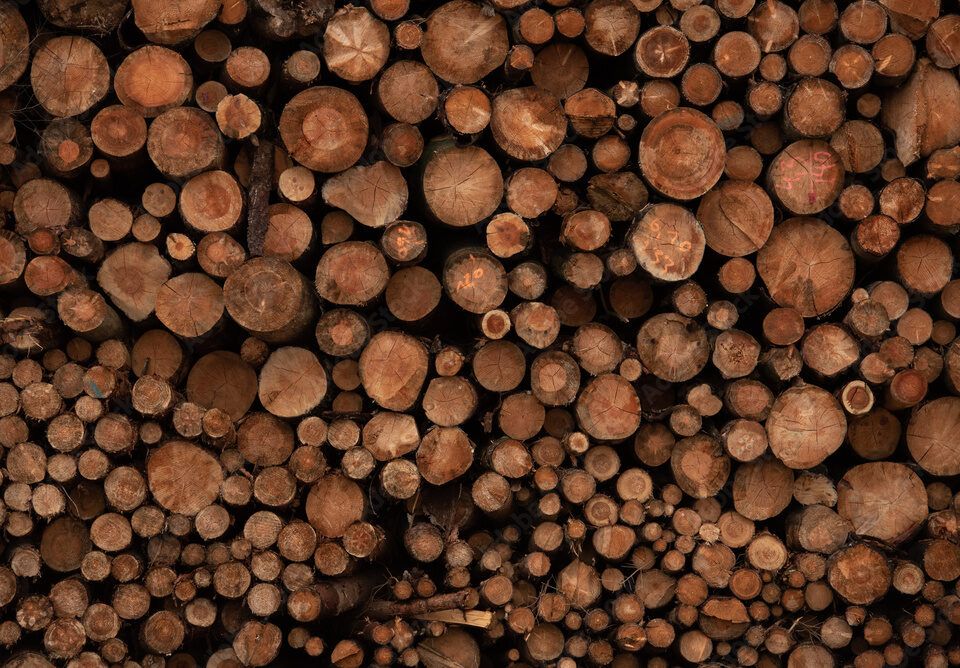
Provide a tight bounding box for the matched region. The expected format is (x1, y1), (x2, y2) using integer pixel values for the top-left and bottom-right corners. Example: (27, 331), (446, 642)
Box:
(2, 0), (960, 666)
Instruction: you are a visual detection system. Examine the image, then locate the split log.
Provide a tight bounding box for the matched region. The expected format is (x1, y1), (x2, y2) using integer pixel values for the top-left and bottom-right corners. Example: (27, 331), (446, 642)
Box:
(883, 58), (960, 165)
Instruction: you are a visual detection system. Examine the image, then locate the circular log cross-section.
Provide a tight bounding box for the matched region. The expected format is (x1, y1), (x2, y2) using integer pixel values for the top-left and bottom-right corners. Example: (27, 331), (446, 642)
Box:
(147, 106), (225, 179)
(322, 161), (408, 229)
(628, 203), (706, 281)
(423, 144), (503, 227)
(636, 313), (710, 383)
(316, 309), (371, 358)
(114, 46), (193, 117)
(767, 140), (845, 215)
(132, 0), (219, 45)
(420, 0), (509, 84)
(671, 434), (730, 499)
(639, 107), (725, 200)
(359, 331), (429, 411)
(306, 473), (364, 538)
(531, 43), (589, 99)
(491, 87), (567, 162)
(757, 217), (855, 317)
(279, 86), (369, 173)
(315, 241), (390, 306)
(733, 457), (793, 521)
(837, 462), (927, 544)
(381, 220), (428, 265)
(223, 256), (316, 343)
(186, 351), (258, 421)
(575, 373), (641, 441)
(443, 85), (492, 134)
(443, 248), (508, 315)
(146, 441), (223, 515)
(97, 242), (172, 322)
(584, 0), (640, 57)
(379, 61), (438, 125)
(766, 385), (846, 469)
(828, 543), (890, 606)
(417, 426), (474, 485)
(31, 36), (110, 118)
(386, 267), (442, 322)
(785, 77), (845, 138)
(896, 235), (953, 298)
(697, 180), (775, 257)
(154, 272), (224, 339)
(179, 170), (244, 234)
(258, 347), (328, 418)
(906, 397), (960, 476)
(322, 6), (390, 83)
(635, 26), (690, 78)
(0, 4), (29, 93)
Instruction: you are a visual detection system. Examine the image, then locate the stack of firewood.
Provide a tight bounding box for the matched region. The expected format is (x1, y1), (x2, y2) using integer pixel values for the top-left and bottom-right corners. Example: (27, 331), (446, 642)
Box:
(2, 0), (960, 666)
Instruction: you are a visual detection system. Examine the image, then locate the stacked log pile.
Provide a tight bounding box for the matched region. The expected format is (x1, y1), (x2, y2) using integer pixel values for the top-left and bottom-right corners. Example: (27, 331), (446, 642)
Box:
(2, 0), (960, 666)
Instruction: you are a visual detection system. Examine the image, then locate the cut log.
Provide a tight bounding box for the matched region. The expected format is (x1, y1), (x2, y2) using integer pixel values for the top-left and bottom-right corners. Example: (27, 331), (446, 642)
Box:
(147, 107), (225, 179)
(423, 144), (502, 227)
(784, 77), (845, 137)
(114, 47), (193, 117)
(132, 0), (219, 44)
(442, 248), (507, 315)
(223, 256), (316, 342)
(531, 43), (589, 99)
(359, 332), (428, 411)
(258, 347), (327, 418)
(639, 107), (725, 200)
(306, 473), (364, 538)
(31, 36), (110, 118)
(757, 217), (855, 317)
(671, 434), (730, 499)
(767, 140), (845, 215)
(828, 543), (890, 605)
(575, 373), (641, 441)
(883, 58), (960, 165)
(97, 243), (172, 322)
(583, 0), (640, 57)
(279, 87), (369, 173)
(490, 87), (567, 162)
(628, 204), (706, 282)
(766, 385), (846, 468)
(420, 1), (509, 84)
(837, 462), (927, 544)
(733, 456), (793, 520)
(146, 441), (223, 515)
(323, 6), (390, 82)
(906, 397), (960, 476)
(636, 313), (710, 383)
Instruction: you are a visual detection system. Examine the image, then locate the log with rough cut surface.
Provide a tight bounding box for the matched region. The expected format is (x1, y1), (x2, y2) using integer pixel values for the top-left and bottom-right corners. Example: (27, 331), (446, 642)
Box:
(0, 2), (956, 665)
